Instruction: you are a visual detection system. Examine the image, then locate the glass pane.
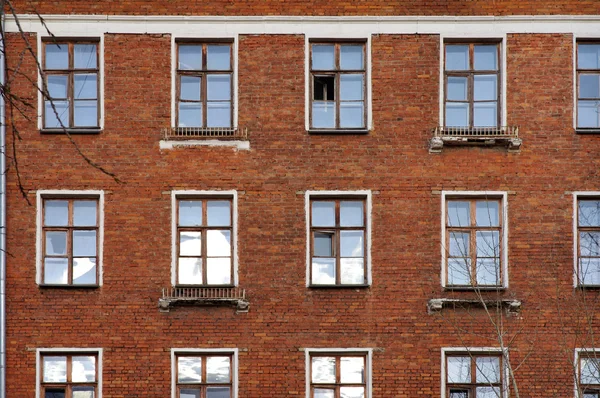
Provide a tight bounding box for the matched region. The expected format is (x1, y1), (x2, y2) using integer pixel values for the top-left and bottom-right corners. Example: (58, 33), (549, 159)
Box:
(340, 102), (365, 128)
(74, 44), (97, 69)
(579, 44), (600, 69)
(341, 45), (364, 70)
(448, 258), (471, 286)
(72, 387), (94, 398)
(44, 258), (68, 284)
(445, 102), (469, 127)
(580, 258), (600, 285)
(46, 231), (67, 255)
(180, 76), (201, 101)
(341, 231), (364, 257)
(474, 75), (497, 101)
(314, 389), (334, 398)
(45, 388), (66, 398)
(73, 230), (97, 257)
(340, 201), (363, 227)
(48, 75), (68, 98)
(45, 100), (69, 128)
(74, 101), (98, 127)
(178, 103), (202, 127)
(473, 102), (497, 127)
(476, 231), (500, 258)
(340, 387), (365, 398)
(178, 258), (202, 284)
(180, 231), (201, 256)
(74, 201), (97, 226)
(207, 230), (231, 257)
(581, 232), (600, 256)
(74, 74), (97, 99)
(312, 45), (335, 70)
(448, 201), (470, 226)
(341, 357), (364, 383)
(207, 102), (232, 128)
(580, 74), (600, 98)
(206, 387), (231, 398)
(180, 389), (201, 398)
(340, 74), (363, 101)
(312, 202), (335, 227)
(43, 356), (67, 382)
(207, 356), (230, 383)
(312, 357), (335, 383)
(447, 356), (470, 383)
(179, 201), (202, 226)
(312, 258), (335, 284)
(72, 356), (96, 382)
(446, 45), (469, 70)
(314, 232), (333, 257)
(207, 45), (231, 70)
(582, 358), (600, 384)
(207, 75), (231, 101)
(449, 392), (468, 398)
(312, 102), (335, 128)
(45, 200), (69, 226)
(579, 200), (600, 226)
(207, 201), (231, 226)
(476, 258), (499, 285)
(340, 258), (364, 284)
(73, 258), (97, 284)
(178, 357), (202, 382)
(476, 356), (500, 383)
(476, 201), (499, 226)
(179, 45), (202, 70)
(476, 387), (501, 398)
(449, 232), (469, 257)
(45, 44), (68, 69)
(206, 258), (231, 284)
(578, 100), (600, 128)
(447, 77), (467, 101)
(474, 45), (498, 70)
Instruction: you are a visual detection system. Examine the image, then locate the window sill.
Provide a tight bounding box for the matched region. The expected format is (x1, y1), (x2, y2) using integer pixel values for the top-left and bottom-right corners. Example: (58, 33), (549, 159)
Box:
(40, 128), (102, 135)
(576, 284), (600, 289)
(158, 286), (249, 313)
(159, 139), (250, 151)
(309, 284), (370, 289)
(576, 128), (600, 134)
(429, 126), (521, 153)
(308, 129), (369, 135)
(39, 284), (99, 289)
(427, 298), (521, 315)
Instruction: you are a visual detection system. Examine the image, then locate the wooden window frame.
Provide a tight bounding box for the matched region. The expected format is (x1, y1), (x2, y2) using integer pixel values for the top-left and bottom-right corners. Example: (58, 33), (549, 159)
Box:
(40, 352), (98, 398)
(309, 41), (367, 130)
(175, 353), (233, 398)
(580, 353), (600, 396)
(176, 41), (234, 129)
(576, 41), (600, 130)
(42, 39), (100, 130)
(445, 353), (503, 398)
(309, 197), (367, 286)
(444, 41), (501, 129)
(577, 197), (600, 286)
(309, 353), (368, 398)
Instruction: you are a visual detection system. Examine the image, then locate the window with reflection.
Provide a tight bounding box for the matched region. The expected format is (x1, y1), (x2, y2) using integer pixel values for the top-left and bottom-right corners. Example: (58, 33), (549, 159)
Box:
(310, 42), (366, 130)
(444, 42), (500, 129)
(310, 198), (367, 286)
(310, 353), (367, 398)
(445, 198), (503, 287)
(176, 354), (232, 398)
(446, 354), (503, 398)
(580, 352), (600, 397)
(42, 198), (99, 285)
(176, 197), (233, 285)
(43, 40), (99, 129)
(577, 198), (600, 285)
(177, 42), (233, 128)
(40, 353), (98, 398)
(577, 43), (600, 129)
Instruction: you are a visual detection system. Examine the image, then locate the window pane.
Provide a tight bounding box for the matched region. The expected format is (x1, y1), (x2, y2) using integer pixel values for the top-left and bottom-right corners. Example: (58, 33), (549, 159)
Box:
(43, 356), (67, 382)
(314, 389), (335, 398)
(45, 44), (68, 69)
(476, 231), (499, 258)
(314, 76), (335, 101)
(74, 101), (98, 127)
(579, 200), (600, 227)
(340, 45), (364, 70)
(446, 45), (469, 70)
(448, 258), (471, 285)
(207, 230), (231, 257)
(178, 258), (202, 285)
(473, 102), (497, 127)
(476, 258), (500, 286)
(340, 201), (364, 227)
(180, 76), (201, 101)
(582, 358), (600, 384)
(341, 231), (364, 257)
(72, 356), (96, 382)
(312, 258), (335, 284)
(312, 357), (335, 383)
(579, 44), (600, 69)
(207, 75), (231, 101)
(445, 102), (469, 127)
(74, 201), (97, 226)
(207, 201), (231, 226)
(179, 45), (202, 70)
(447, 77), (467, 101)
(580, 74), (600, 98)
(578, 100), (600, 128)
(312, 45), (335, 70)
(206, 387), (231, 398)
(206, 258), (231, 284)
(312, 102), (335, 128)
(45, 200), (69, 226)
(45, 100), (69, 128)
(48, 75), (68, 98)
(340, 357), (364, 383)
(207, 102), (232, 128)
(73, 258), (97, 284)
(340, 102), (365, 128)
(474, 45), (498, 70)
(312, 202), (335, 227)
(447, 356), (470, 383)
(581, 232), (600, 256)
(73, 230), (97, 257)
(340, 74), (363, 101)
(448, 201), (470, 226)
(180, 232), (202, 256)
(474, 75), (497, 101)
(74, 44), (97, 69)
(476, 201), (499, 226)
(72, 387), (95, 398)
(340, 387), (365, 398)
(206, 356), (230, 383)
(580, 258), (600, 285)
(45, 388), (66, 398)
(314, 232), (333, 257)
(449, 232), (469, 257)
(178, 357), (202, 382)
(340, 258), (364, 284)
(449, 392), (468, 398)
(476, 387), (501, 398)
(74, 74), (97, 99)
(179, 201), (202, 226)
(179, 103), (202, 127)
(207, 45), (231, 70)
(46, 231), (67, 255)
(476, 356), (500, 383)
(44, 258), (68, 284)
(180, 389), (201, 398)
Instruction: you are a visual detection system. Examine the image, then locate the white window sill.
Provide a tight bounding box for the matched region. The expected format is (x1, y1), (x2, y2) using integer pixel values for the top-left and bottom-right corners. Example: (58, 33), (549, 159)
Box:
(159, 139), (250, 151)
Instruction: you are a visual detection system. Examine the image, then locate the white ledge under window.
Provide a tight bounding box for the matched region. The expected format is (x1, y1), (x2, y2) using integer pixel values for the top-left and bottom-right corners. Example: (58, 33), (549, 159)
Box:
(429, 126), (521, 153)
(158, 287), (249, 313)
(428, 298), (521, 314)
(160, 127), (250, 150)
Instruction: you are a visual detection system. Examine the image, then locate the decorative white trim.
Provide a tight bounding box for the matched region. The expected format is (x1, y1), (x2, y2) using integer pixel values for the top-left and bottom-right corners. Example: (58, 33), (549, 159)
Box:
(171, 348), (239, 398)
(572, 192), (600, 287)
(440, 191), (509, 288)
(159, 140), (250, 150)
(304, 190), (372, 287)
(36, 348), (103, 398)
(304, 348), (373, 398)
(170, 190), (238, 286)
(36, 190), (105, 286)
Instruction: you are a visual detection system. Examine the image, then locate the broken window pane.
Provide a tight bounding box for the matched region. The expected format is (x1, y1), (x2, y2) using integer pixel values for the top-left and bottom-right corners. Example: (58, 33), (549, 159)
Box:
(314, 76), (335, 101)
(73, 258), (96, 284)
(46, 232), (67, 256)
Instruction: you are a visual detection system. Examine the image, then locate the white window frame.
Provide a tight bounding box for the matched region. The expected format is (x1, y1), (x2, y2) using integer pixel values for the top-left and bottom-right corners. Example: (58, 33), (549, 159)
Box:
(36, 347), (103, 398)
(304, 348), (373, 398)
(572, 192), (600, 287)
(573, 35), (600, 131)
(575, 348), (600, 398)
(440, 191), (509, 289)
(36, 189), (105, 286)
(171, 348), (239, 398)
(171, 190), (238, 286)
(304, 190), (372, 287)
(441, 347), (509, 398)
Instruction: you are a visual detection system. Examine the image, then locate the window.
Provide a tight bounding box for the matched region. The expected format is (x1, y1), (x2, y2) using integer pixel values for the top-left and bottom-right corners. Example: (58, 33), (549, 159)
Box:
(43, 40), (100, 130)
(577, 42), (600, 130)
(175, 353), (234, 398)
(310, 42), (366, 130)
(445, 353), (504, 398)
(38, 192), (103, 286)
(444, 42), (500, 129)
(173, 192), (236, 286)
(443, 193), (506, 288)
(576, 197), (600, 285)
(579, 351), (600, 397)
(308, 351), (369, 398)
(176, 42), (233, 128)
(39, 352), (99, 398)
(308, 192), (371, 286)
